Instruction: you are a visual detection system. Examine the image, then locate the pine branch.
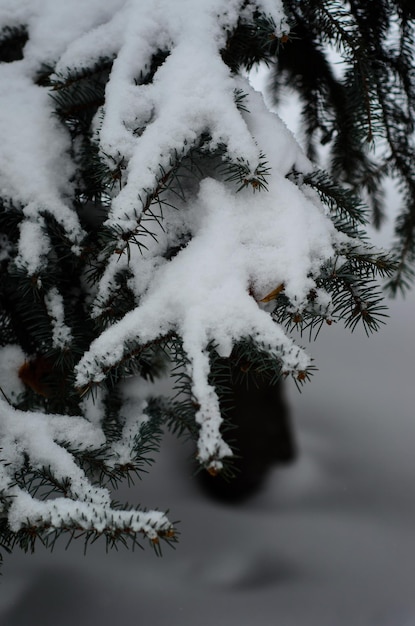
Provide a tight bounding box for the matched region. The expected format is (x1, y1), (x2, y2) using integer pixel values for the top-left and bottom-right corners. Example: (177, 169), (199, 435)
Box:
(0, 0), (399, 569)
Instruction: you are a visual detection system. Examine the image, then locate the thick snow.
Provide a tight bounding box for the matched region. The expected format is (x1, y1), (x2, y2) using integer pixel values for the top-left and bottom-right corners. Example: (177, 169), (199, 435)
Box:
(44, 287), (73, 349)
(76, 169), (335, 465)
(0, 62), (83, 271)
(0, 0), (341, 470)
(72, 21), (342, 467)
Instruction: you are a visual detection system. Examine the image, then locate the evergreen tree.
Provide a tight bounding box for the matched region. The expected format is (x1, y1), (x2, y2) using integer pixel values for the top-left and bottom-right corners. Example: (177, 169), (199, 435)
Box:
(0, 0), (401, 570)
(271, 0), (415, 292)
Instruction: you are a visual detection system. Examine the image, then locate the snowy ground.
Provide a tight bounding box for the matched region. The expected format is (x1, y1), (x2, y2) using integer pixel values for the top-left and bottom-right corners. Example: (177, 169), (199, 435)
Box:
(1, 283), (415, 625)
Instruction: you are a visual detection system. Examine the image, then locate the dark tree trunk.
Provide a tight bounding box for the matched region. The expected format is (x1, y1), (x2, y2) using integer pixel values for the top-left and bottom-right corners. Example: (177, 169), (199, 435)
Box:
(197, 374), (296, 503)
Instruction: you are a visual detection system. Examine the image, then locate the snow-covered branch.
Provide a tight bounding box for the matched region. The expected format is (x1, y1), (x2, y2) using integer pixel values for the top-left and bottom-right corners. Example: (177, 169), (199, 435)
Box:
(0, 0), (394, 551)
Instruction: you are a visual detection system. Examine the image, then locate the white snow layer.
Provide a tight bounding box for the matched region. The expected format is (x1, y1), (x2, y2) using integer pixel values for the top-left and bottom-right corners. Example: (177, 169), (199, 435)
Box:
(0, 0), (359, 532)
(44, 288), (73, 349)
(0, 63), (83, 271)
(0, 345), (26, 401)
